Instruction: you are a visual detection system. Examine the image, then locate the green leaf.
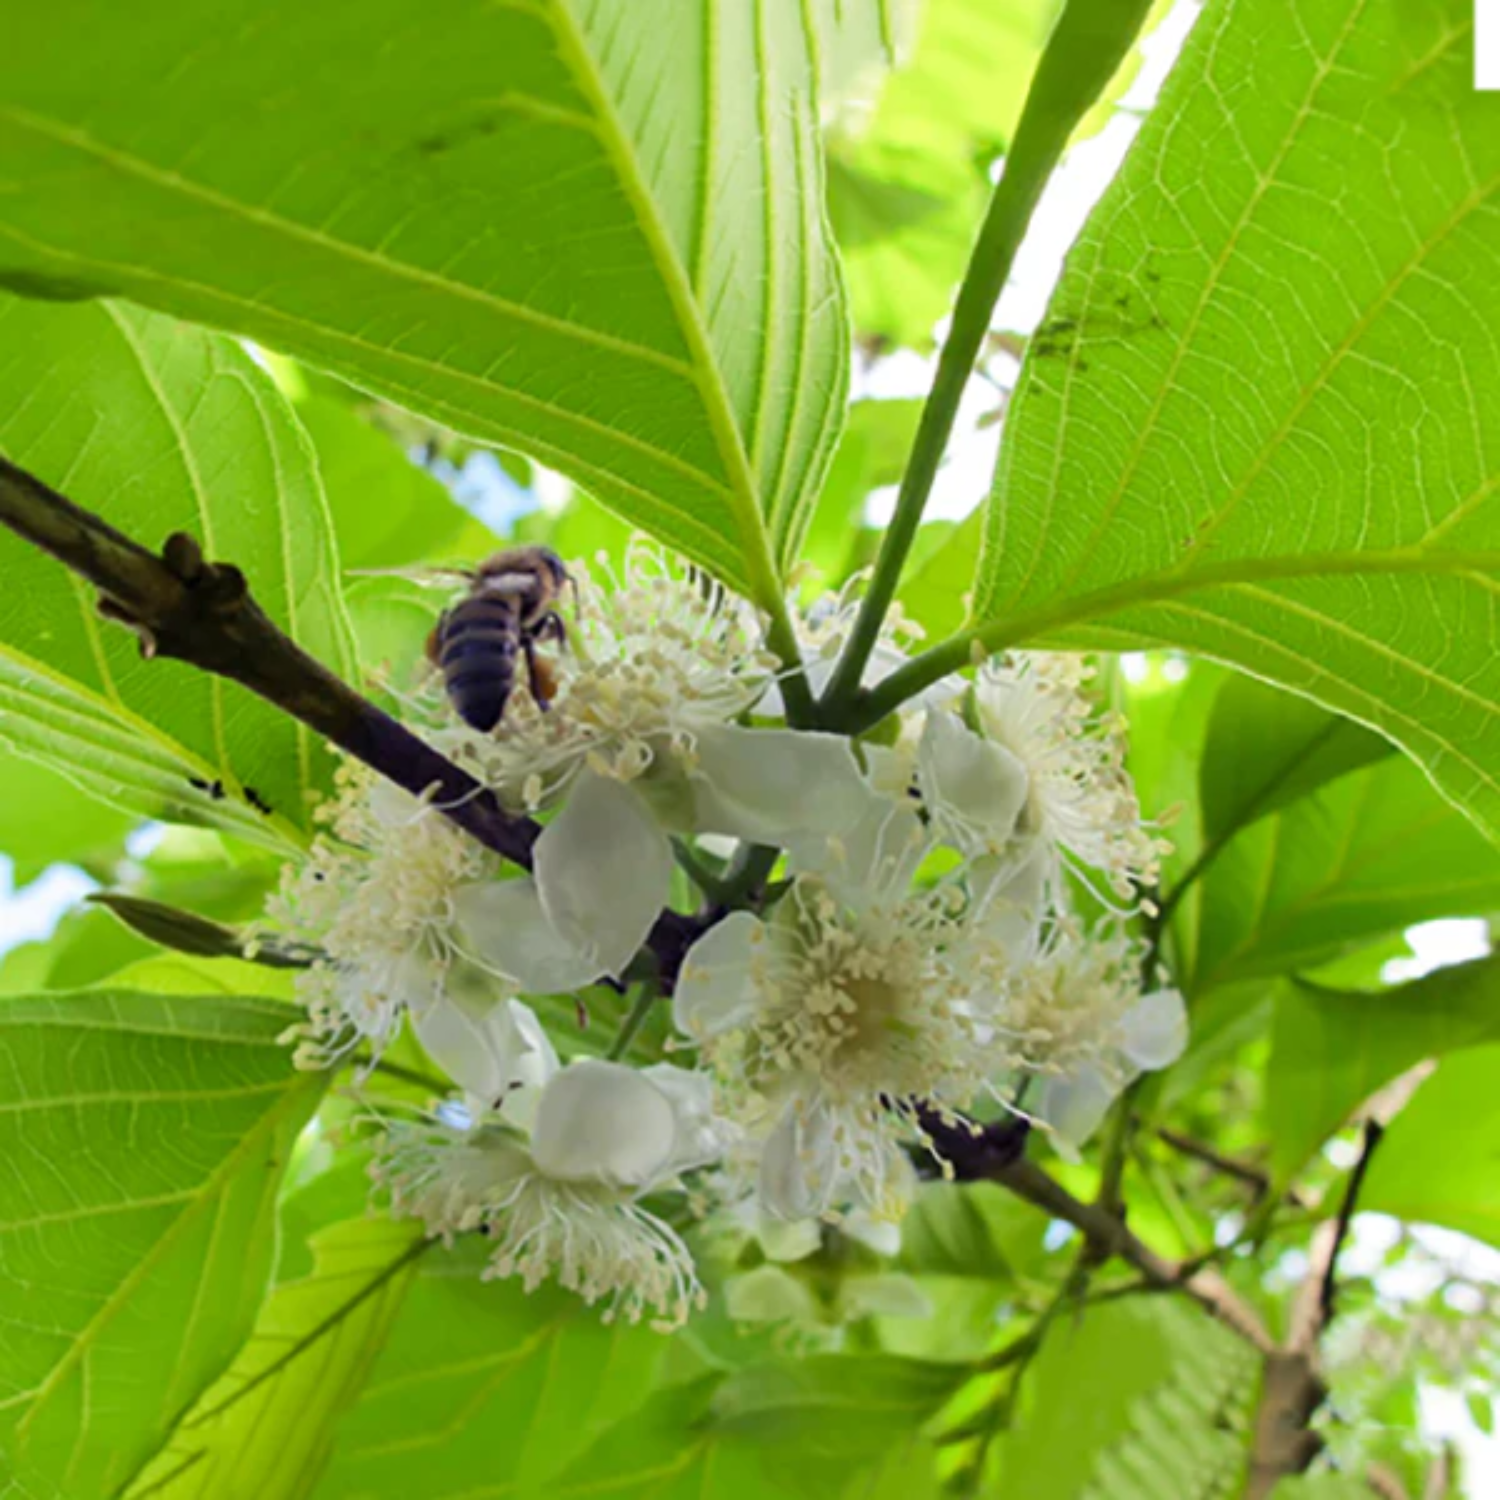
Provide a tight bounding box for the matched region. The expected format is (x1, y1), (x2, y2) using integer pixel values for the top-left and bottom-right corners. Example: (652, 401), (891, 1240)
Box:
(1361, 1045), (1500, 1248)
(555, 1353), (963, 1500)
(0, 1), (875, 598)
(0, 296), (356, 847)
(1191, 756), (1500, 994)
(1199, 674), (1392, 848)
(0, 907), (154, 995)
(313, 1243), (671, 1498)
(802, 399), (924, 586)
(0, 990), (323, 1497)
(897, 510), (981, 641)
(0, 743), (134, 886)
(988, 1300), (1257, 1499)
(973, 0), (1500, 839)
(123, 1218), (424, 1500)
(1266, 957), (1500, 1187)
(899, 1180), (1047, 1284)
(292, 395), (471, 571)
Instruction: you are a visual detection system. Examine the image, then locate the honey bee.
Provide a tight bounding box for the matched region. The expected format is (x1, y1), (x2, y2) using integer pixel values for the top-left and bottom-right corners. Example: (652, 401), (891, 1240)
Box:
(425, 547), (572, 732)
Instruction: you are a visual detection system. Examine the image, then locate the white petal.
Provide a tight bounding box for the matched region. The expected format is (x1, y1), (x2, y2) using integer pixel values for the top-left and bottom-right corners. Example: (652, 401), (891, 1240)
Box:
(861, 741), (917, 801)
(759, 1100), (838, 1221)
(726, 1265), (820, 1325)
(529, 1059), (677, 1187)
(796, 792), (928, 902)
(535, 772), (672, 979)
(688, 725), (869, 845)
(1033, 1064), (1117, 1156)
(970, 840), (1050, 947)
(410, 993), (556, 1108)
(919, 710), (1029, 852)
(672, 910), (765, 1040)
(454, 878), (600, 993)
(1119, 988), (1188, 1071)
(643, 1062), (732, 1177)
(842, 1209), (901, 1258)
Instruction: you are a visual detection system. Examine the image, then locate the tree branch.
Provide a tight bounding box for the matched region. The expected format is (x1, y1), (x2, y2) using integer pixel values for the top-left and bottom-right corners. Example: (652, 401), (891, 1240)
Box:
(0, 455), (706, 982)
(923, 1107), (1274, 1352)
(991, 1157), (1274, 1351)
(0, 454), (538, 864)
(1246, 1120), (1385, 1500)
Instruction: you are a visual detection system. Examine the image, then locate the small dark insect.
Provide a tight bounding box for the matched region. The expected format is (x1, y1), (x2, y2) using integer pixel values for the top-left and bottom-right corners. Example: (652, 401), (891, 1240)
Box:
(188, 776), (226, 800)
(244, 786), (273, 815)
(426, 546), (571, 733)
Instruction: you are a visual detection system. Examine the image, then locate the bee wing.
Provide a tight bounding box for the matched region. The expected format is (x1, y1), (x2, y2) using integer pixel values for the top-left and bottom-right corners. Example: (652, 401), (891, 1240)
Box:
(344, 564), (474, 590)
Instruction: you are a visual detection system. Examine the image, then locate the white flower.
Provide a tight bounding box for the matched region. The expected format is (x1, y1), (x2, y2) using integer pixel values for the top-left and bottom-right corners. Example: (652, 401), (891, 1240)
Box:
(673, 804), (1041, 1221)
(996, 920), (1187, 1154)
(372, 1056), (730, 1328)
(972, 653), (1165, 898)
(447, 549), (872, 984)
(269, 766), (503, 1068)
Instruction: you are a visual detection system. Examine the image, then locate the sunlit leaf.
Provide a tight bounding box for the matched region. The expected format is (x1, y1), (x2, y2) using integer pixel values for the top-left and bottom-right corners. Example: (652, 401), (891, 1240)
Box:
(293, 395), (471, 571)
(0, 0), (887, 598)
(974, 0), (1500, 839)
(1199, 675), (1392, 848)
(313, 1242), (670, 1498)
(0, 296), (356, 847)
(0, 744), (134, 886)
(124, 1217), (424, 1500)
(0, 991), (323, 1497)
(555, 1352), (964, 1499)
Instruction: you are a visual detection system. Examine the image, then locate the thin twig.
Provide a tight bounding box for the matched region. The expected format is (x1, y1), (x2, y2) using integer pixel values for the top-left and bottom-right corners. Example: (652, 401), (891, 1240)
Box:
(974, 1154), (1274, 1352)
(1156, 1126), (1274, 1199)
(1316, 1119), (1384, 1332)
(606, 985), (658, 1061)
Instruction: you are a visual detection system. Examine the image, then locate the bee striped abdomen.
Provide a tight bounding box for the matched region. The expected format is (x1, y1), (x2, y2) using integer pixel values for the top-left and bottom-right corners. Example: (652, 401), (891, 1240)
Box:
(434, 596), (521, 732)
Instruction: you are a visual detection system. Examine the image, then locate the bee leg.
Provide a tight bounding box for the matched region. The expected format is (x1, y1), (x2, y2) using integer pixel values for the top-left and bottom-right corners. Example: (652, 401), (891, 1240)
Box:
(523, 635), (554, 712)
(424, 612), (447, 669)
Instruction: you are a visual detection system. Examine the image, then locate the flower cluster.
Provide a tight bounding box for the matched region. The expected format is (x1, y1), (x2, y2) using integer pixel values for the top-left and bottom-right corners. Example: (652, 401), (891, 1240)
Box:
(267, 546), (1184, 1328)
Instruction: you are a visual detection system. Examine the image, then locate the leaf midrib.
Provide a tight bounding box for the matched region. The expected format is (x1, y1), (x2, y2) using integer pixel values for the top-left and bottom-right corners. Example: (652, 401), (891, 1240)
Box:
(549, 0), (784, 605)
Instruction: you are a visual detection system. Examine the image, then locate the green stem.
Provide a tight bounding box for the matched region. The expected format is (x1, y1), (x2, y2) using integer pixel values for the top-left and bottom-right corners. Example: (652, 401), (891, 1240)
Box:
(765, 602), (817, 728)
(821, 0), (1155, 717)
(362, 1056), (450, 1094)
(607, 985), (658, 1061)
(672, 840), (728, 903)
(715, 843), (780, 908)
